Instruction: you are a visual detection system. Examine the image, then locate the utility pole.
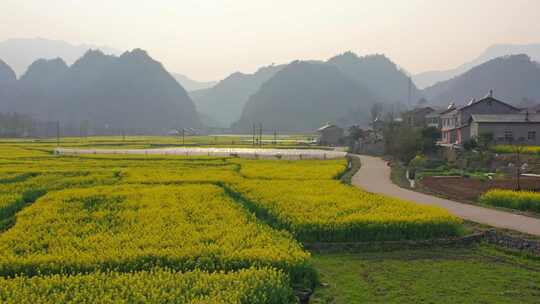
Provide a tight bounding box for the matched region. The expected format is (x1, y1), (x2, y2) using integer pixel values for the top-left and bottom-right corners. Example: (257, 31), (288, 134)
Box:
(407, 76), (412, 108)
(182, 128), (185, 146)
(259, 123), (263, 147)
(252, 123), (256, 146)
(273, 130), (277, 146)
(56, 121), (60, 147)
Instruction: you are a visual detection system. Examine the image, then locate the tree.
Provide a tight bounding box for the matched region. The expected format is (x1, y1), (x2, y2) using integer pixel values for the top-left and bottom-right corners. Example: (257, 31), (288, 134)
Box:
(347, 125), (364, 141)
(383, 122), (422, 162)
(477, 133), (494, 151)
(420, 126), (441, 154)
(463, 138), (478, 151)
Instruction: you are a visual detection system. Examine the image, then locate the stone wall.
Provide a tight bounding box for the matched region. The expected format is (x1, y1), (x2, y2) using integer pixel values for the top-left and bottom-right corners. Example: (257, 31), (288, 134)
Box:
(484, 230), (540, 255)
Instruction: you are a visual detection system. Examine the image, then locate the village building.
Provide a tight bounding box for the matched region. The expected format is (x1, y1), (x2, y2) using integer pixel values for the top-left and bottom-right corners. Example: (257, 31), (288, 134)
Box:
(425, 109), (448, 128)
(401, 107), (435, 127)
(440, 94), (520, 145)
(470, 113), (540, 145)
(522, 104), (540, 114)
(316, 123), (344, 146)
(370, 117), (385, 132)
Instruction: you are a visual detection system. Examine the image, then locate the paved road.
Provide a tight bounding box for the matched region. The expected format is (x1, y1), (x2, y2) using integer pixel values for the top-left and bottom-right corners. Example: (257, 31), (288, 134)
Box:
(351, 154), (540, 236)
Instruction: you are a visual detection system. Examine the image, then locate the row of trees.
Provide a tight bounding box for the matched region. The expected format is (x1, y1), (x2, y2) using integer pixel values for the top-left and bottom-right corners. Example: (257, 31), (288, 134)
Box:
(0, 112), (42, 137)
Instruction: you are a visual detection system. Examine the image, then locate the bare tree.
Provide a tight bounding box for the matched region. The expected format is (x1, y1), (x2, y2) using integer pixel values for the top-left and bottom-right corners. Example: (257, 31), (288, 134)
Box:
(509, 138), (526, 191)
(370, 102), (383, 122)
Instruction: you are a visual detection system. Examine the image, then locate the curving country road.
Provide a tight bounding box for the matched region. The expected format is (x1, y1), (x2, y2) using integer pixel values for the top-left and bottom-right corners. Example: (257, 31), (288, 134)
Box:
(351, 154), (540, 236)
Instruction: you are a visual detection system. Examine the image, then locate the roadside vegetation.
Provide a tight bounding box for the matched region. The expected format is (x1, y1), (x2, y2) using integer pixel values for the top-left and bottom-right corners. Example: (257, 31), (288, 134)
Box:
(480, 189), (540, 214)
(378, 120), (540, 216)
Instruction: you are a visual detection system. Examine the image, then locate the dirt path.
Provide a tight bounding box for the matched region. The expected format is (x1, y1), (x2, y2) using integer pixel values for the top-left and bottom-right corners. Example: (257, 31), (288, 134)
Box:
(351, 155), (540, 236)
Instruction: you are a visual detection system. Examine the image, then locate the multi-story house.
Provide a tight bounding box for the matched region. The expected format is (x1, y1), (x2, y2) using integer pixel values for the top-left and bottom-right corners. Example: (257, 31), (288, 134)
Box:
(401, 107), (435, 127)
(440, 94), (520, 145)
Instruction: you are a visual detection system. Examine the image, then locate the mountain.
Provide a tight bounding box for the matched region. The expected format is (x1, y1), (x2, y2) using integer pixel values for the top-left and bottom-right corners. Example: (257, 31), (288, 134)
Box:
(327, 52), (422, 105)
(414, 43), (540, 88)
(0, 49), (201, 133)
(20, 58), (69, 87)
(172, 73), (216, 91)
(0, 38), (120, 77)
(0, 59), (16, 82)
(190, 64), (284, 127)
(233, 61), (378, 132)
(423, 54), (540, 106)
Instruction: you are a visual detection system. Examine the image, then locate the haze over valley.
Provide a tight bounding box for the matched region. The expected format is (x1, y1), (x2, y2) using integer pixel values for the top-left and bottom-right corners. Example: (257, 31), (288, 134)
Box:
(3, 2), (540, 304)
(2, 38), (540, 133)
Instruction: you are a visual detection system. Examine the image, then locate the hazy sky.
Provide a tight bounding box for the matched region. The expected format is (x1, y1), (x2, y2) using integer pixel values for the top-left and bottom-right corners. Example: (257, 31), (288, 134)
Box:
(2, 0), (540, 80)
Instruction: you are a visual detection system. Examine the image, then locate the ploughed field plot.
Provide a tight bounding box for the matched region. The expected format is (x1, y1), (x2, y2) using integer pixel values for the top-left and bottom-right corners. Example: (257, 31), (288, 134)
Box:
(311, 244), (540, 304)
(0, 141), (462, 301)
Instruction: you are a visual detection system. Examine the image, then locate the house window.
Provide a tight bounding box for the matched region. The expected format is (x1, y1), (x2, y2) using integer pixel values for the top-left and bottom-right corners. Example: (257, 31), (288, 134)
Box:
(504, 130), (513, 142)
(528, 131), (537, 141)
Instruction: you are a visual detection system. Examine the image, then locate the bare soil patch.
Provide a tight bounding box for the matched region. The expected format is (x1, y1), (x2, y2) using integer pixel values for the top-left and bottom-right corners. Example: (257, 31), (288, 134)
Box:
(420, 176), (540, 201)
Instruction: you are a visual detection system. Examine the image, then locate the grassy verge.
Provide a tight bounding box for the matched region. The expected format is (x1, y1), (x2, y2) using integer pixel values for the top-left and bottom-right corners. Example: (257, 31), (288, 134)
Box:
(389, 162), (410, 189)
(338, 155), (361, 184)
(311, 244), (540, 303)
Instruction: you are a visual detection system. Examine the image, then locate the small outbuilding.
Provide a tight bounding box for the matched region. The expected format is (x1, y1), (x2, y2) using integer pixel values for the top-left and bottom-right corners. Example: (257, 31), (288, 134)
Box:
(317, 123), (344, 146)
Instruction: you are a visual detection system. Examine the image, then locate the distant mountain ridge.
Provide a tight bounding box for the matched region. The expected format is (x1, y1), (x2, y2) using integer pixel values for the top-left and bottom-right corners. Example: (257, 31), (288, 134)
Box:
(190, 64), (284, 127)
(173, 73), (216, 92)
(0, 49), (201, 133)
(414, 43), (540, 88)
(0, 59), (16, 83)
(196, 51), (423, 128)
(327, 52), (422, 104)
(423, 54), (540, 107)
(234, 61), (378, 132)
(0, 38), (121, 77)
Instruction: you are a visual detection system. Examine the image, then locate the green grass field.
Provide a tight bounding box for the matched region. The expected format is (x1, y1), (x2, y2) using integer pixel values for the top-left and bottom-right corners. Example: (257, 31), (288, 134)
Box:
(311, 244), (540, 304)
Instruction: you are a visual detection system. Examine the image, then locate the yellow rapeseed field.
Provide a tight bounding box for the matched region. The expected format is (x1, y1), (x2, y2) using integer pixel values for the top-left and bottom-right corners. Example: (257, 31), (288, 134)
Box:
(228, 179), (462, 242)
(480, 189), (540, 213)
(0, 140), (462, 301)
(0, 267), (295, 304)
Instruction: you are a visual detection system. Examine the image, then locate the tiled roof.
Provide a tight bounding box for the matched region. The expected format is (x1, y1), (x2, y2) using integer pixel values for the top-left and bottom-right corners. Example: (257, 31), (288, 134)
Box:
(317, 124), (340, 131)
(470, 114), (540, 123)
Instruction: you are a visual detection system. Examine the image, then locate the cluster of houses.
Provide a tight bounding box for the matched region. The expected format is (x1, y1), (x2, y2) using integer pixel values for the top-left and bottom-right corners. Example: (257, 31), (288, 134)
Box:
(315, 91), (540, 149)
(402, 91), (540, 147)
